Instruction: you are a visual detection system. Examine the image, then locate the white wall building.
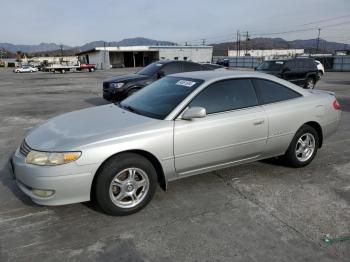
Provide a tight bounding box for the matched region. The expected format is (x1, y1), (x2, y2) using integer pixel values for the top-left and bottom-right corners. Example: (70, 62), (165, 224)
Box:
(29, 56), (78, 66)
(77, 46), (213, 69)
(228, 49), (304, 59)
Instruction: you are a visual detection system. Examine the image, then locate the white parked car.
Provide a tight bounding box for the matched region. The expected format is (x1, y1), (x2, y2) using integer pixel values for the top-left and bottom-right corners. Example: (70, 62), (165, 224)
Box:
(13, 66), (38, 73)
(315, 60), (325, 76)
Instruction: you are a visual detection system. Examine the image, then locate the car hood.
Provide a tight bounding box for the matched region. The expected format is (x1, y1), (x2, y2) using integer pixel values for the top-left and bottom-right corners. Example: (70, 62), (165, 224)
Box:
(25, 104), (161, 151)
(104, 73), (149, 83)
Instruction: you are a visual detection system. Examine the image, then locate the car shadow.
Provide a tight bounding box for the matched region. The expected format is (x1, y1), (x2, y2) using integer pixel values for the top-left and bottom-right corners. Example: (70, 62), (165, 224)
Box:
(259, 157), (286, 167)
(85, 97), (111, 106)
(0, 161), (37, 207)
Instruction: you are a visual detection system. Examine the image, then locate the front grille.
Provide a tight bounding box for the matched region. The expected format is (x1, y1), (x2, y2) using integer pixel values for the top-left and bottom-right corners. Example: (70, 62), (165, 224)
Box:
(103, 82), (110, 91)
(19, 140), (31, 157)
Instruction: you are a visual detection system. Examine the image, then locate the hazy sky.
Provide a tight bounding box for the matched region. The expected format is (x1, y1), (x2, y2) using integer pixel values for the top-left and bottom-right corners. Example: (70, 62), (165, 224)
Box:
(1, 0), (350, 45)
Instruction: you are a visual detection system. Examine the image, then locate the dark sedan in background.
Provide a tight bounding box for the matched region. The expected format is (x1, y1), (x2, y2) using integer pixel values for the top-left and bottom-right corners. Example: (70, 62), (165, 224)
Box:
(103, 60), (213, 101)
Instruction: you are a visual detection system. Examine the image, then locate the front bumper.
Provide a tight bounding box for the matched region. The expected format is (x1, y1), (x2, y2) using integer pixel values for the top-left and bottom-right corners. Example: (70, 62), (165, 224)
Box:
(103, 83), (127, 101)
(10, 148), (99, 206)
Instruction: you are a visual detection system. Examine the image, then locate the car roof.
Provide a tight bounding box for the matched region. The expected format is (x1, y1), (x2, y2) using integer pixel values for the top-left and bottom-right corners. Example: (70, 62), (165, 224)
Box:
(155, 60), (198, 64)
(265, 57), (315, 62)
(170, 70), (271, 81)
(169, 70), (310, 96)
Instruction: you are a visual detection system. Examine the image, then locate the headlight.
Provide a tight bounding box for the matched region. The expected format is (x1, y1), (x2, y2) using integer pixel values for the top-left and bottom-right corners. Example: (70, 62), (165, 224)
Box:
(109, 82), (124, 88)
(26, 150), (81, 166)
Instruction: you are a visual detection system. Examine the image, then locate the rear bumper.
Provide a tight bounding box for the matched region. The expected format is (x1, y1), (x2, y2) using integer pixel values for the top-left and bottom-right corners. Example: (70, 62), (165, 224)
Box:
(10, 148), (99, 206)
(322, 114), (341, 140)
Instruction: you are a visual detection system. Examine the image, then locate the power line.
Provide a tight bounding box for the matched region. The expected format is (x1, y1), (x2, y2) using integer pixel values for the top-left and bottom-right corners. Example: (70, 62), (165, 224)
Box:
(250, 20), (350, 37)
(299, 13), (350, 26)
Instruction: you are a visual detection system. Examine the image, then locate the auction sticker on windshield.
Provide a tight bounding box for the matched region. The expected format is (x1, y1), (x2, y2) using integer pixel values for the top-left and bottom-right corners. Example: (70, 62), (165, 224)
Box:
(176, 80), (197, 87)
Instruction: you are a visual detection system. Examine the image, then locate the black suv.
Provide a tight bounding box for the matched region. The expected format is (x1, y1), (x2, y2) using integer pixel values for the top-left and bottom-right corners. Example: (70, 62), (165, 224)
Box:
(103, 60), (211, 101)
(255, 58), (320, 89)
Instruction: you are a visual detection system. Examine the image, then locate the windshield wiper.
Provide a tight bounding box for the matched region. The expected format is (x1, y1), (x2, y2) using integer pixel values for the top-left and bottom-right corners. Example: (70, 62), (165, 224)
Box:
(119, 103), (138, 114)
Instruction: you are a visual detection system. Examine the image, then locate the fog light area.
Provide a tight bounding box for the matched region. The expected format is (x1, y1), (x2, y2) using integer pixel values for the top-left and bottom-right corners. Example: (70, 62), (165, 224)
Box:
(32, 189), (55, 198)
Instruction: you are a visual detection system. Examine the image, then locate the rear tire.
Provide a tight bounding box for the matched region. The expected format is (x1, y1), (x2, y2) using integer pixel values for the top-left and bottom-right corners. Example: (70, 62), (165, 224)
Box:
(282, 125), (319, 167)
(95, 153), (157, 216)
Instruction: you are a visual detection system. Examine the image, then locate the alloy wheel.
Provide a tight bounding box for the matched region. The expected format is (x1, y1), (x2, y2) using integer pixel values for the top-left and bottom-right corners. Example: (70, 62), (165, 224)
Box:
(109, 168), (149, 208)
(295, 133), (315, 162)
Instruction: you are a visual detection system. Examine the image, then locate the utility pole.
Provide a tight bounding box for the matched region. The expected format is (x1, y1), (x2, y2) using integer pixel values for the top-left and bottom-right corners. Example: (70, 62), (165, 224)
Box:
(201, 39), (206, 46)
(238, 33), (241, 56)
(60, 44), (63, 56)
(236, 30), (240, 57)
(244, 31), (250, 56)
(316, 28), (321, 54)
(103, 41), (106, 70)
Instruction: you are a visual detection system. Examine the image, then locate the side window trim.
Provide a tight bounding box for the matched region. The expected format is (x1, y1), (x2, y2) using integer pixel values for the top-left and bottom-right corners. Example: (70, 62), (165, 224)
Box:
(251, 78), (302, 105)
(188, 78), (260, 115)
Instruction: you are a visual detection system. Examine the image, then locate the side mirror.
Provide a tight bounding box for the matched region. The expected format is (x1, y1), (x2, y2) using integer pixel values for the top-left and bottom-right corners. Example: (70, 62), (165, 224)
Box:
(182, 107), (207, 120)
(157, 71), (165, 79)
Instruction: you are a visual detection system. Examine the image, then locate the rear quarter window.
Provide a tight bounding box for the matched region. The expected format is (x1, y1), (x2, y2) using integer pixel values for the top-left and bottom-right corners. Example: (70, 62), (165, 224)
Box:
(252, 79), (302, 104)
(183, 62), (202, 72)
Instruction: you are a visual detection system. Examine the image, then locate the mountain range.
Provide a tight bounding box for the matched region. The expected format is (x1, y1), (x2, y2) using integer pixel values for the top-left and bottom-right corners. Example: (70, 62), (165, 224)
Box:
(212, 37), (349, 55)
(0, 37), (349, 58)
(0, 37), (176, 54)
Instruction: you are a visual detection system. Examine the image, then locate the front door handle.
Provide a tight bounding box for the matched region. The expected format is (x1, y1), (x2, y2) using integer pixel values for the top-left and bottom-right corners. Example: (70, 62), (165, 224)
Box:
(253, 120), (265, 125)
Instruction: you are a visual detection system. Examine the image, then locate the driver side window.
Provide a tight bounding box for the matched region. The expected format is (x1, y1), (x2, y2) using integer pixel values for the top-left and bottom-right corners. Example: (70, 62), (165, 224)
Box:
(189, 79), (258, 114)
(161, 62), (182, 75)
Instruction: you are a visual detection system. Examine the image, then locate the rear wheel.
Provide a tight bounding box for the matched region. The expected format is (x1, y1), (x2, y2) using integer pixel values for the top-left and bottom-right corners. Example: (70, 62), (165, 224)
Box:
(282, 125), (319, 167)
(304, 77), (315, 89)
(95, 153), (157, 216)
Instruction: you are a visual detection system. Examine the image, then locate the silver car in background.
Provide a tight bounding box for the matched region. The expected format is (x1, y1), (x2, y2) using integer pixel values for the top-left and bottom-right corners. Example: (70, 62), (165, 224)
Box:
(10, 71), (341, 215)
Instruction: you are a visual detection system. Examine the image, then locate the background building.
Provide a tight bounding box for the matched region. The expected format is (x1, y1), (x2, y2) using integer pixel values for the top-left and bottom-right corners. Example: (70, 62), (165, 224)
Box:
(228, 49), (304, 59)
(77, 45), (213, 69)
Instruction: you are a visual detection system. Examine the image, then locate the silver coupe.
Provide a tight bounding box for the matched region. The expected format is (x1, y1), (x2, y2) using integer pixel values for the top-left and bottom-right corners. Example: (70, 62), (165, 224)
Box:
(10, 71), (341, 215)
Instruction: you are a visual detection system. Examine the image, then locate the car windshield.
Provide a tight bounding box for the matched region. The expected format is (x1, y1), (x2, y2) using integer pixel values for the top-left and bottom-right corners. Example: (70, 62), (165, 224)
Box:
(137, 62), (164, 76)
(257, 61), (284, 71)
(119, 76), (204, 119)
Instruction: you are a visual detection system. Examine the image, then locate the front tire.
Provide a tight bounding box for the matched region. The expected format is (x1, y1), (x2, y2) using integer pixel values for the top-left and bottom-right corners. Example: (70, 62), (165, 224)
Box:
(282, 125), (319, 167)
(95, 153), (157, 216)
(127, 88), (139, 97)
(304, 77), (315, 89)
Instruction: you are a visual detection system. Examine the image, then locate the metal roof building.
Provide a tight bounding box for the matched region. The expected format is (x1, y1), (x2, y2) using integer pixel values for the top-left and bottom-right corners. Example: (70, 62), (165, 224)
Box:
(76, 45), (213, 69)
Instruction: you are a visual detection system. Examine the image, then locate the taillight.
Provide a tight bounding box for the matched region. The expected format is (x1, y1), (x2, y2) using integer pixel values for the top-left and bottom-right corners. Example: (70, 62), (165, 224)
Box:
(333, 100), (341, 110)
